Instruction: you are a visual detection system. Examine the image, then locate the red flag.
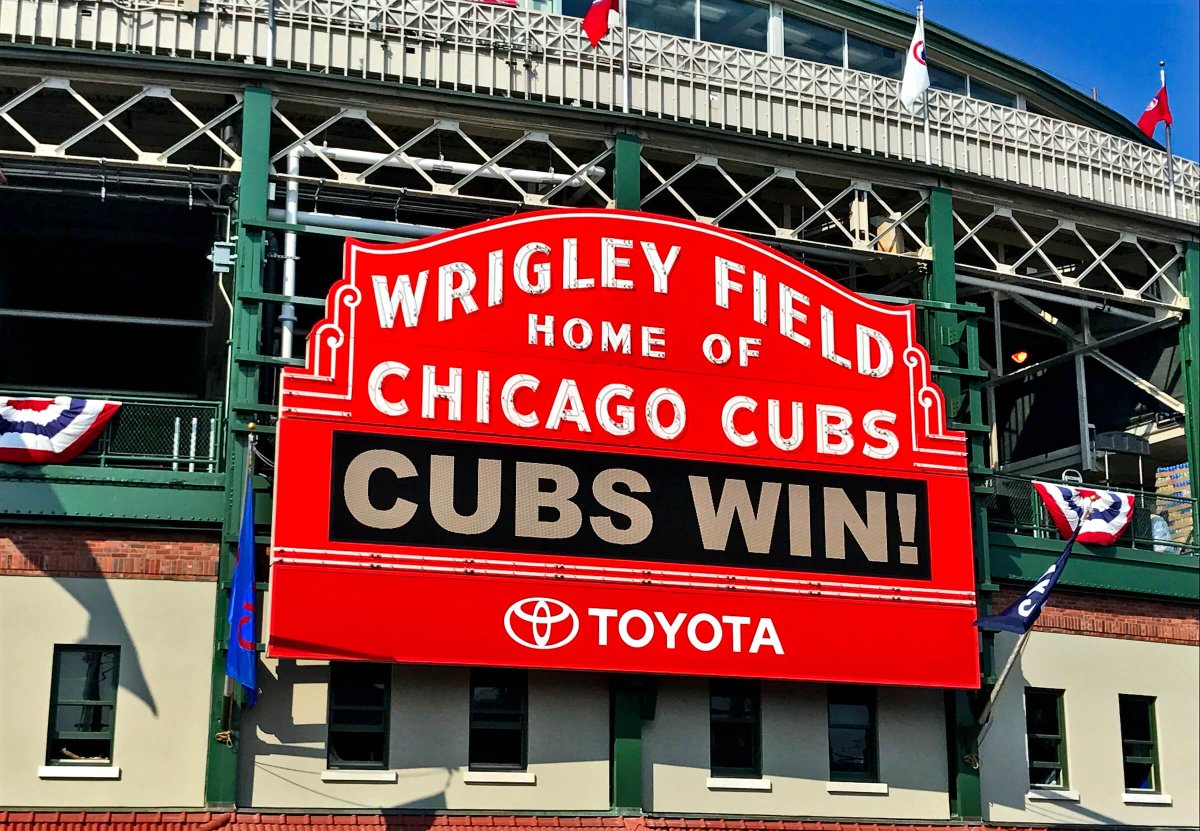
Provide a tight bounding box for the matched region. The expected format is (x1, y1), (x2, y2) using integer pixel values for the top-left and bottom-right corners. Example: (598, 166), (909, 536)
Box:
(582, 0), (618, 47)
(1137, 86), (1173, 138)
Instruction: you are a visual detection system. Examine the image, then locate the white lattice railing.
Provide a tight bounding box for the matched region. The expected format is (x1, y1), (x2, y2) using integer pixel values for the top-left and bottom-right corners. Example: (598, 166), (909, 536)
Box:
(2, 0), (1196, 222)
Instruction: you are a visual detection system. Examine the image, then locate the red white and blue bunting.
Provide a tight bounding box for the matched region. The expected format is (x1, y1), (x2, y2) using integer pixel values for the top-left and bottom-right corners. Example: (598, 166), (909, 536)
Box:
(1032, 481), (1135, 545)
(0, 396), (121, 464)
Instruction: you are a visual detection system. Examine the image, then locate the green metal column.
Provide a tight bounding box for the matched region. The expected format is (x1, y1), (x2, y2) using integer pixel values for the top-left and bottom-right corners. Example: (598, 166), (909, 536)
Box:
(609, 129), (646, 812)
(926, 185), (983, 820)
(204, 86), (273, 808)
(1181, 241), (1200, 484)
(613, 133), (641, 211)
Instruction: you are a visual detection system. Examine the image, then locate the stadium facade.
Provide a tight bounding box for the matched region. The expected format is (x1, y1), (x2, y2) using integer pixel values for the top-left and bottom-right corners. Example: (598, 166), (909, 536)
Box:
(0, 0), (1197, 829)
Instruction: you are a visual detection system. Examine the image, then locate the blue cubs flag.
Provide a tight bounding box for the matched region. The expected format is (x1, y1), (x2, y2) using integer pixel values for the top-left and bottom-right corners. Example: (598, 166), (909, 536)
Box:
(226, 474), (258, 706)
(974, 513), (1086, 634)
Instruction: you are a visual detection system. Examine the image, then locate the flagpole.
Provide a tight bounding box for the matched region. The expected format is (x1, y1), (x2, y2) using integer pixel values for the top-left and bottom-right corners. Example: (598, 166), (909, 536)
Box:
(919, 0), (930, 165)
(1159, 61), (1176, 219)
(621, 0), (631, 114)
(976, 497), (1096, 747)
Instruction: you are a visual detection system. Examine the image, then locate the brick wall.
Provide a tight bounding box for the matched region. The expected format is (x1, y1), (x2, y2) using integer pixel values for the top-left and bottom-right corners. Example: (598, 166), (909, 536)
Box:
(992, 584), (1198, 646)
(0, 525), (219, 581)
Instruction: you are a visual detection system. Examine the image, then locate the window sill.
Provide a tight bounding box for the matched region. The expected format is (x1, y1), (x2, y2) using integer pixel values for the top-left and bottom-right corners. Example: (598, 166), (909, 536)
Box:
(463, 770), (536, 785)
(1028, 789), (1080, 802)
(707, 777), (772, 792)
(826, 781), (888, 795)
(320, 770), (397, 783)
(38, 765), (121, 780)
(1124, 792), (1172, 805)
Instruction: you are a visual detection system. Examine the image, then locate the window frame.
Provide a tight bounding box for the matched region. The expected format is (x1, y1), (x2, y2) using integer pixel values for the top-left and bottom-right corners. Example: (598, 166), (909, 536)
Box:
(46, 645), (120, 766)
(827, 684), (878, 782)
(325, 662), (392, 771)
(709, 678), (762, 779)
(1118, 694), (1160, 793)
(468, 667), (529, 772)
(1024, 687), (1069, 790)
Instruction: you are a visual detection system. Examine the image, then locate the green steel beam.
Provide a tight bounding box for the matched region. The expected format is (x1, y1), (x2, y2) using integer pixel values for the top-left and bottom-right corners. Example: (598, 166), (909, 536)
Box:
(988, 532), (1200, 600)
(613, 133), (641, 211)
(204, 85), (274, 808)
(1182, 242), (1200, 493)
(0, 466), (224, 523)
(927, 185), (983, 821)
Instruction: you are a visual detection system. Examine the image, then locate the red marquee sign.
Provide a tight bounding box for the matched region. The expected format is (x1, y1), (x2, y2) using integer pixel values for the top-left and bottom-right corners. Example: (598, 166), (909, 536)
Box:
(268, 209), (979, 688)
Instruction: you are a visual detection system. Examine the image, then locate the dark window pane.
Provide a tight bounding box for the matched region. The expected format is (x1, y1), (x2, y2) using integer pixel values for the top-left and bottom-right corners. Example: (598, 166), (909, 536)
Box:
(470, 727), (525, 768)
(1025, 692), (1061, 735)
(1028, 737), (1061, 764)
(700, 0), (768, 52)
(929, 65), (967, 94)
(562, 0), (590, 18)
(829, 702), (870, 727)
(846, 34), (902, 78)
(54, 704), (115, 735)
(54, 650), (118, 703)
(328, 730), (387, 768)
(1119, 698), (1153, 741)
(782, 14), (843, 65)
(1029, 765), (1063, 787)
(328, 709), (387, 729)
(829, 727), (869, 773)
(711, 723), (756, 772)
(1124, 761), (1154, 791)
(971, 79), (1016, 107)
(47, 737), (112, 763)
(628, 0), (695, 38)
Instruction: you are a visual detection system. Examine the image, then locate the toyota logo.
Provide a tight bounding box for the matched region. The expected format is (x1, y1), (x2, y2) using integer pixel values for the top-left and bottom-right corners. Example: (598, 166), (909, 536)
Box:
(504, 597), (579, 650)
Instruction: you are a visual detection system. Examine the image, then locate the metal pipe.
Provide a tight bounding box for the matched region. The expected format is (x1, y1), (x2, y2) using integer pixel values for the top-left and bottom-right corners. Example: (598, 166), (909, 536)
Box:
(0, 308), (210, 327)
(956, 274), (1158, 323)
(280, 149), (299, 359)
(297, 145), (605, 187)
(266, 0), (276, 68)
(267, 208), (447, 239)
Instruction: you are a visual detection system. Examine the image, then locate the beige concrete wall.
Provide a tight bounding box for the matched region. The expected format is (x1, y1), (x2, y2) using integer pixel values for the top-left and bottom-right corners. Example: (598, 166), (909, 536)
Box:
(241, 661), (610, 810)
(643, 677), (950, 818)
(981, 631), (1200, 827)
(0, 575), (215, 809)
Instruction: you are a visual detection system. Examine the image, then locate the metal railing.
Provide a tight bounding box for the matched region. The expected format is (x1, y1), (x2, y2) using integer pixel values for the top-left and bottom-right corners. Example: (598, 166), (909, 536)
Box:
(1, 391), (224, 472)
(1, 0), (1196, 221)
(985, 473), (1197, 557)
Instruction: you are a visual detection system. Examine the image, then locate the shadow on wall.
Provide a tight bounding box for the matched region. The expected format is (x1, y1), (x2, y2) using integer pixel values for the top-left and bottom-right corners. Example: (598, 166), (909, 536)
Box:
(4, 476), (160, 717)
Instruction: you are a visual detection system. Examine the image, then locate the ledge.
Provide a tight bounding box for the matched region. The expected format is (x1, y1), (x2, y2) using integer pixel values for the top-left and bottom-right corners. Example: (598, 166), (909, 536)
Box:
(826, 781), (888, 795)
(1123, 792), (1173, 805)
(38, 765), (121, 780)
(707, 777), (772, 791)
(1028, 789), (1080, 802)
(462, 770), (536, 785)
(320, 770), (397, 783)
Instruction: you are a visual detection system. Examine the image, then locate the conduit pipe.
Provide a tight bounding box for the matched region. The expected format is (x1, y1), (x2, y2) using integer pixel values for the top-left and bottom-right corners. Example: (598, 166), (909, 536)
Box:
(297, 145), (605, 187)
(280, 148), (299, 358)
(266, 208), (447, 239)
(956, 273), (1160, 323)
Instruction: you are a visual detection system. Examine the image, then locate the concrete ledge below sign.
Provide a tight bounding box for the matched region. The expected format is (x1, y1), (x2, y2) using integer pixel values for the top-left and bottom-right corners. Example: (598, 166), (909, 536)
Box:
(826, 781), (889, 795)
(707, 777), (772, 792)
(38, 765), (121, 780)
(463, 770), (537, 785)
(1028, 789), (1080, 802)
(1123, 793), (1173, 805)
(320, 770), (398, 783)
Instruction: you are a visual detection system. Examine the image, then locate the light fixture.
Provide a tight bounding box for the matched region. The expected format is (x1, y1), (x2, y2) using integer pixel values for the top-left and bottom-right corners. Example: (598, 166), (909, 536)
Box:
(1010, 350), (1029, 365)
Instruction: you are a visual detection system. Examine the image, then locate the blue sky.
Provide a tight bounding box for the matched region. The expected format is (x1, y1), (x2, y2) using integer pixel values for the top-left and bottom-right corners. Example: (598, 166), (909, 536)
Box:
(879, 0), (1199, 160)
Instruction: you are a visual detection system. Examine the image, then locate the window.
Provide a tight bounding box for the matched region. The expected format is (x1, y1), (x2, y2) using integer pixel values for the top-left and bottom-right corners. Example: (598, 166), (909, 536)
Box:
(782, 14), (844, 66)
(827, 685), (877, 781)
(710, 679), (761, 778)
(846, 34), (902, 78)
(929, 65), (967, 95)
(969, 79), (1017, 108)
(700, 0), (768, 52)
(469, 668), (527, 770)
(628, 0), (696, 39)
(1025, 688), (1067, 788)
(327, 663), (390, 769)
(46, 646), (119, 765)
(1119, 695), (1158, 792)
